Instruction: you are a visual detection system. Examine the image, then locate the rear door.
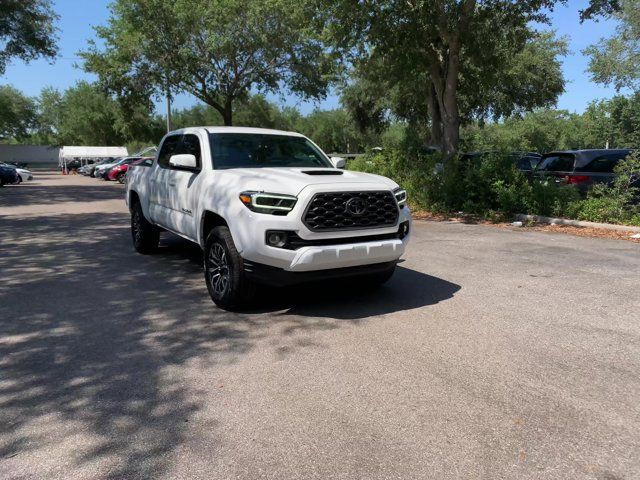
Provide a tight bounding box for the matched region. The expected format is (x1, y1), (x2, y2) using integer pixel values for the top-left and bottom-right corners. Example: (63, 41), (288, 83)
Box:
(575, 152), (629, 189)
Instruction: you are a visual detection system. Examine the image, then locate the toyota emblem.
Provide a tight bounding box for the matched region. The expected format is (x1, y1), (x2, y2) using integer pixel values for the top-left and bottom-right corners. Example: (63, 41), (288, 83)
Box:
(345, 197), (367, 216)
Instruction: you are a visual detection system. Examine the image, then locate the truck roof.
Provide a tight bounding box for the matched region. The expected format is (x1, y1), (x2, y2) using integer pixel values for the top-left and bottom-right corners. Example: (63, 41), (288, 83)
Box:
(196, 126), (304, 137)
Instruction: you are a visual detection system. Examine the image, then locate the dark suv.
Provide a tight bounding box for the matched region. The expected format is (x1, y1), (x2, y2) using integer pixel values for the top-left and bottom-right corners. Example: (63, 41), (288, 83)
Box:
(460, 151), (542, 172)
(535, 149), (635, 194)
(0, 165), (19, 186)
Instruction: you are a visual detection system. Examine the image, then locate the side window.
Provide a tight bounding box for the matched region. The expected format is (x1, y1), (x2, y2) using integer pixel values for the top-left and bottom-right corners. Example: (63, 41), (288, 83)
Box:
(516, 158), (532, 171)
(178, 134), (202, 170)
(157, 135), (182, 169)
(578, 154), (625, 173)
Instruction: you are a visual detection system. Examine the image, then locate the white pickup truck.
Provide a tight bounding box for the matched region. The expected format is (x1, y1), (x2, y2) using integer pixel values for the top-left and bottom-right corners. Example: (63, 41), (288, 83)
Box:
(126, 127), (411, 309)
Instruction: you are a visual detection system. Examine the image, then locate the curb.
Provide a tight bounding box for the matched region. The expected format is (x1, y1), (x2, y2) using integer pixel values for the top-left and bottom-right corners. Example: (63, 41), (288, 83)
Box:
(515, 214), (640, 233)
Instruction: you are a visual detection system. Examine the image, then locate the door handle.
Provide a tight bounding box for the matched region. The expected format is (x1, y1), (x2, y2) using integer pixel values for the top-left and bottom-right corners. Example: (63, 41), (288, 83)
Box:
(169, 182), (176, 187)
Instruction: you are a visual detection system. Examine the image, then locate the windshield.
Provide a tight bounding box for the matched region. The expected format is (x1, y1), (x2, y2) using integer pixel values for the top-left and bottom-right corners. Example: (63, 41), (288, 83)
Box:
(209, 133), (332, 169)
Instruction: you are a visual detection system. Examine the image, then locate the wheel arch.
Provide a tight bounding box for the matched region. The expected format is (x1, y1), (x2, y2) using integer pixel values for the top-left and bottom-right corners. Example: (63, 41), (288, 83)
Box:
(200, 210), (229, 248)
(128, 190), (140, 212)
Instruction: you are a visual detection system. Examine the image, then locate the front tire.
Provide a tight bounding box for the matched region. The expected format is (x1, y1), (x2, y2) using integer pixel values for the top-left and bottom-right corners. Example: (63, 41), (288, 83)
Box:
(131, 201), (159, 254)
(117, 172), (126, 184)
(204, 226), (255, 310)
(16, 175), (22, 184)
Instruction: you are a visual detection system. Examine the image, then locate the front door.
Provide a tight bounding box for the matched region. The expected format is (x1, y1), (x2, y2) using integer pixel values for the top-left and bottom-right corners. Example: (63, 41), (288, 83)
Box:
(164, 133), (203, 240)
(149, 134), (181, 228)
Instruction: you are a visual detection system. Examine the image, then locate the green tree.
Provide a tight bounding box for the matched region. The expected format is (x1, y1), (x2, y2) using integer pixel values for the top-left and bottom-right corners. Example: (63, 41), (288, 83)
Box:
(584, 0), (639, 91)
(295, 109), (365, 153)
(82, 0), (336, 126)
(580, 0), (622, 21)
(0, 85), (38, 142)
(325, 0), (566, 157)
(30, 86), (63, 144)
(172, 95), (296, 130)
(0, 0), (58, 75)
(31, 82), (163, 147)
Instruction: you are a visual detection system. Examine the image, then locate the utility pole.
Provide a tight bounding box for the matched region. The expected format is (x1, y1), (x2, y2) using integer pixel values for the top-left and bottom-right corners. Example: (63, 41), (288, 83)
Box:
(166, 87), (173, 133)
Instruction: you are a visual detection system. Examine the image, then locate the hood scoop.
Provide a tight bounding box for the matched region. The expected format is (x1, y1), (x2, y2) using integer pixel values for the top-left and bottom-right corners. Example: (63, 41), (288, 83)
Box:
(302, 170), (344, 176)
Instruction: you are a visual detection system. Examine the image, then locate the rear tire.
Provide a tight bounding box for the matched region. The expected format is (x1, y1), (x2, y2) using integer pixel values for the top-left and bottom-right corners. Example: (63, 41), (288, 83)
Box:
(131, 201), (159, 254)
(16, 175), (22, 184)
(117, 172), (126, 184)
(204, 226), (255, 310)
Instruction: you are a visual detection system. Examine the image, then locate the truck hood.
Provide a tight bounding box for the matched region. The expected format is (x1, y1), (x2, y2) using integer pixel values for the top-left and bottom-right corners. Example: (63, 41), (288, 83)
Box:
(214, 167), (399, 196)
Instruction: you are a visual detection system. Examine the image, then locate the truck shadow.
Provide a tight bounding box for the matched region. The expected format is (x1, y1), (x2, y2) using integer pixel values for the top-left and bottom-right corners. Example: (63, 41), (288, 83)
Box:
(153, 234), (461, 319)
(247, 267), (461, 319)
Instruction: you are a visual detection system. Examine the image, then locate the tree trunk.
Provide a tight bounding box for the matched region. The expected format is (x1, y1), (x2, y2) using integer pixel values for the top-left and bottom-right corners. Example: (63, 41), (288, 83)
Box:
(222, 99), (233, 126)
(441, 82), (460, 158)
(426, 82), (443, 149)
(427, 0), (475, 159)
(203, 97), (234, 126)
(430, 45), (462, 159)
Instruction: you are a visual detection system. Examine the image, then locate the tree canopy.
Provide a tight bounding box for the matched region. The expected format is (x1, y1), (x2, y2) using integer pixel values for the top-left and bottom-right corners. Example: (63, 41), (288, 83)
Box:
(0, 0), (58, 75)
(323, 0), (568, 157)
(82, 0), (336, 125)
(0, 85), (38, 142)
(584, 0), (639, 91)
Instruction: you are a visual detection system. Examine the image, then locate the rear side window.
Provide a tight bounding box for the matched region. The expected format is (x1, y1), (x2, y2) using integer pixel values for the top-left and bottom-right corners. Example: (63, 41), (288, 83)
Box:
(157, 135), (182, 169)
(537, 154), (575, 172)
(576, 153), (627, 173)
(516, 156), (539, 171)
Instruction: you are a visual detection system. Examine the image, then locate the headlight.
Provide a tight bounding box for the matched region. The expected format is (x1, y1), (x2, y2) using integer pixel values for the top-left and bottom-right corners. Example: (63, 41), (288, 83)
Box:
(393, 187), (407, 208)
(239, 191), (297, 215)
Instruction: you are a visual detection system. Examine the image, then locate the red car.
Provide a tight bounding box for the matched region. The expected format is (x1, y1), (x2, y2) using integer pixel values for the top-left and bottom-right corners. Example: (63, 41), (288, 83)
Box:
(108, 157), (154, 183)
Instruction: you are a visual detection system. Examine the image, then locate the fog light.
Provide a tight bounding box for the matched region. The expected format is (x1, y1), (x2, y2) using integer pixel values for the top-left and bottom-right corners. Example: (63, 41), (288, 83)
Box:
(399, 221), (410, 240)
(266, 231), (287, 248)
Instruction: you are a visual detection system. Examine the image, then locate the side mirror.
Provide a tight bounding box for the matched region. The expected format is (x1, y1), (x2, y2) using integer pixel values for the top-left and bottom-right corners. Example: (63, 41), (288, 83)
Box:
(169, 154), (197, 170)
(330, 156), (346, 169)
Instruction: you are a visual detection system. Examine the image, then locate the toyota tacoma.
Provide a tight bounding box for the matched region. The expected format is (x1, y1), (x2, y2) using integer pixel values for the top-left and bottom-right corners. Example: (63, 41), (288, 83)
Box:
(126, 127), (411, 309)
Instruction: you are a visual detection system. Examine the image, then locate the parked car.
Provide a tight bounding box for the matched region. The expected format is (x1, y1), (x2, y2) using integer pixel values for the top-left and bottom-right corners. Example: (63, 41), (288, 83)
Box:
(78, 160), (97, 175)
(0, 162), (33, 183)
(107, 157), (153, 183)
(0, 165), (19, 186)
(126, 127), (411, 310)
(6, 161), (28, 169)
(534, 149), (634, 194)
(86, 158), (117, 177)
(94, 157), (126, 179)
(64, 159), (83, 173)
(100, 156), (144, 180)
(460, 151), (542, 172)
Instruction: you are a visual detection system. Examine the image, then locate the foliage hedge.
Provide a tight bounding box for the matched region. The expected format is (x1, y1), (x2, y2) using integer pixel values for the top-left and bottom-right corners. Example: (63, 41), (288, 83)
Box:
(349, 149), (640, 227)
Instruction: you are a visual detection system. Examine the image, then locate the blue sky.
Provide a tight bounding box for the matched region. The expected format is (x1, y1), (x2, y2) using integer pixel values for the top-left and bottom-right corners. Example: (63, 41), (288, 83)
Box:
(1, 0), (624, 115)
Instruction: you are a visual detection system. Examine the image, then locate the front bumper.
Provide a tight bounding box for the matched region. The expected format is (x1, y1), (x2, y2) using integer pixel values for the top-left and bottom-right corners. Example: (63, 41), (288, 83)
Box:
(234, 205), (412, 272)
(285, 238), (405, 272)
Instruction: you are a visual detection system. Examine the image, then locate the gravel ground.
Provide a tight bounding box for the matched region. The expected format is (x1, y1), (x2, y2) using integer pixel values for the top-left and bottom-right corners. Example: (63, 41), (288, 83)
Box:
(1, 173), (639, 480)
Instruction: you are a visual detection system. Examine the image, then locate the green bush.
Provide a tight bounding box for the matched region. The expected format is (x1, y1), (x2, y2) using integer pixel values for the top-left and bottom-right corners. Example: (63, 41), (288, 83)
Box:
(567, 152), (640, 226)
(348, 148), (640, 226)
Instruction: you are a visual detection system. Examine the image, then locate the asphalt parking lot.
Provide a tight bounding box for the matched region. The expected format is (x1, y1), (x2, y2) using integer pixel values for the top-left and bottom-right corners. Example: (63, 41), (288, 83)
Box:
(1, 172), (639, 480)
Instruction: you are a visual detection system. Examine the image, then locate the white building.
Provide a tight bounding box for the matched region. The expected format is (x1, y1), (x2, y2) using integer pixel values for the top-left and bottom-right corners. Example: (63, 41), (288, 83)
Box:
(0, 145), (60, 168)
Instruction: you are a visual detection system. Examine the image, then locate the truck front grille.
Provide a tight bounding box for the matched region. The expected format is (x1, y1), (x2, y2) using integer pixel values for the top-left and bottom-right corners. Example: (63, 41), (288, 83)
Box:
(303, 191), (399, 231)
